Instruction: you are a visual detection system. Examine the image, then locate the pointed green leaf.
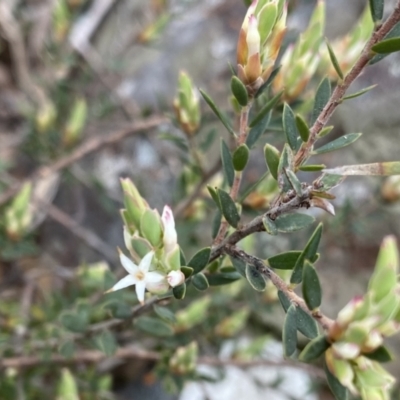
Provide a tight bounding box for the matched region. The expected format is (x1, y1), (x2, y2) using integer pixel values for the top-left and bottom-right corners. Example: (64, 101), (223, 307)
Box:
(135, 316), (174, 337)
(298, 164), (326, 172)
(247, 112), (271, 148)
(181, 266), (194, 279)
(302, 261), (322, 310)
(278, 290), (291, 312)
(264, 143), (280, 180)
(299, 335), (330, 362)
(277, 144), (293, 192)
(296, 307), (319, 339)
(285, 170), (302, 194)
(268, 251), (302, 270)
(57, 369), (79, 400)
(313, 133), (362, 154)
(258, 2), (278, 44)
(369, 0), (384, 22)
(319, 125), (334, 138)
(311, 77), (331, 125)
(364, 345), (393, 363)
(207, 185), (222, 210)
(291, 223), (323, 284)
(342, 84), (377, 101)
(250, 90), (283, 128)
(231, 76), (248, 106)
(370, 22), (400, 64)
(218, 189), (240, 228)
(94, 330), (117, 356)
(323, 161), (400, 176)
(188, 247), (211, 274)
(326, 40), (344, 79)
(200, 89), (235, 136)
(141, 209), (162, 247)
(232, 144), (250, 171)
(212, 210), (222, 239)
(173, 283), (186, 300)
(275, 214), (315, 233)
(230, 256), (247, 277)
(316, 174), (344, 191)
(283, 304), (298, 357)
(192, 273), (209, 291)
(262, 215), (278, 235)
(295, 114), (310, 142)
(245, 264), (266, 291)
(221, 139), (235, 187)
(154, 305), (177, 324)
(324, 362), (349, 400)
(283, 103), (298, 150)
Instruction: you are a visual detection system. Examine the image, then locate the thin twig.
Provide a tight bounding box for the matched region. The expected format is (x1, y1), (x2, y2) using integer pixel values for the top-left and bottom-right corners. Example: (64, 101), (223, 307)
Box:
(295, 0), (400, 167)
(0, 116), (168, 207)
(224, 246), (334, 331)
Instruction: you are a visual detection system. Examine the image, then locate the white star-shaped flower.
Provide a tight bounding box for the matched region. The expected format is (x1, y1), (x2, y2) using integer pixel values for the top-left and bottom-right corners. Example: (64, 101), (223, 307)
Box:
(107, 251), (165, 304)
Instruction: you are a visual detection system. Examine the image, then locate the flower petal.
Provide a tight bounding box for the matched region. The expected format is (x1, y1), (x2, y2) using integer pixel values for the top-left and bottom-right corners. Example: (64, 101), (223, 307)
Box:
(135, 280), (146, 304)
(119, 250), (139, 274)
(109, 274), (137, 292)
(145, 271), (166, 283)
(139, 251), (154, 273)
(161, 205), (178, 254)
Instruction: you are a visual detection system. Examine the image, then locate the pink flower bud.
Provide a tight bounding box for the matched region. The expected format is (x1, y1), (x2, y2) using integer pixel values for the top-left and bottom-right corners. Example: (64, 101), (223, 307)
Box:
(161, 205), (178, 254)
(167, 270), (185, 287)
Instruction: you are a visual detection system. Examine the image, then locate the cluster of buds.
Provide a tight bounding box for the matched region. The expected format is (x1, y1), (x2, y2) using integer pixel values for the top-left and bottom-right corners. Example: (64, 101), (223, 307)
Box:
(106, 179), (185, 303)
(325, 236), (400, 399)
(169, 341), (198, 375)
(272, 0), (325, 102)
(236, 0), (287, 96)
(319, 6), (373, 80)
(173, 71), (201, 135)
(4, 183), (33, 241)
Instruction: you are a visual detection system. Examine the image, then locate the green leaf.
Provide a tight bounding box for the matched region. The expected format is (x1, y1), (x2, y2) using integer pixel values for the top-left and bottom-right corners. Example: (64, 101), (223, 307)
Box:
(296, 307), (319, 339)
(285, 170), (302, 195)
(250, 90), (283, 128)
(313, 133), (362, 154)
(245, 264), (266, 291)
(275, 214), (315, 233)
(232, 144), (250, 171)
(135, 316), (174, 337)
(192, 273), (210, 291)
(311, 77), (331, 125)
(295, 114), (310, 142)
(180, 249), (187, 266)
(221, 139), (235, 187)
(299, 335), (330, 362)
(140, 209), (162, 247)
(302, 261), (322, 310)
(264, 143), (280, 180)
(60, 310), (88, 333)
(277, 144), (293, 192)
(59, 341), (75, 359)
(231, 76), (248, 106)
(364, 346), (393, 363)
(207, 272), (241, 286)
(326, 40), (344, 79)
(316, 174), (344, 191)
(319, 125), (334, 137)
(207, 185), (222, 210)
(282, 103), (298, 150)
(154, 305), (177, 324)
(247, 112), (271, 148)
(173, 283), (186, 300)
(324, 362), (349, 400)
(268, 251), (302, 270)
(57, 369), (79, 400)
(262, 215), (278, 235)
(188, 247), (211, 274)
(278, 290), (291, 312)
(103, 299), (132, 319)
(283, 305), (298, 357)
(298, 164), (326, 172)
(370, 22), (400, 64)
(181, 266), (194, 279)
(218, 189), (240, 228)
(369, 0), (384, 22)
(200, 89), (235, 136)
(94, 330), (117, 356)
(212, 210), (222, 239)
(258, 1), (278, 44)
(230, 256), (247, 277)
(342, 84), (377, 101)
(291, 223), (323, 284)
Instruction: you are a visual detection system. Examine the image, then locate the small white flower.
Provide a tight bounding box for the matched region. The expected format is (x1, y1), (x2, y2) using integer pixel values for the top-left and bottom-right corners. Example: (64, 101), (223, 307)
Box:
(161, 205), (178, 254)
(167, 270), (185, 287)
(107, 251), (165, 304)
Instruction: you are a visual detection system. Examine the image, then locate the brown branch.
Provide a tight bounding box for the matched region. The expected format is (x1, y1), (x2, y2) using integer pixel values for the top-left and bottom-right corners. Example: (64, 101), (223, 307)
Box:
(224, 246), (334, 331)
(0, 116), (168, 207)
(295, 1), (400, 167)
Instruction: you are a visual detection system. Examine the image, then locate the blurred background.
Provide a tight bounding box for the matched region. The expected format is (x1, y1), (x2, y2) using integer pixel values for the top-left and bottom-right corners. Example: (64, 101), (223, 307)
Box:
(1, 0), (400, 398)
